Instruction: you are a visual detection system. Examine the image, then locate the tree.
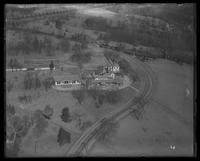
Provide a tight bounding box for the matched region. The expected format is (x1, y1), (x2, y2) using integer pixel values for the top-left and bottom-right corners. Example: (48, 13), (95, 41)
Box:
(23, 72), (33, 90)
(6, 80), (14, 92)
(12, 58), (21, 69)
(118, 59), (131, 75)
(60, 107), (72, 123)
(57, 128), (71, 146)
(32, 36), (40, 53)
(34, 73), (41, 89)
(19, 115), (32, 137)
(55, 19), (63, 30)
(7, 104), (15, 115)
(43, 76), (54, 91)
(49, 61), (54, 72)
(11, 115), (24, 133)
(22, 32), (32, 54)
(32, 110), (49, 138)
(6, 135), (21, 157)
(71, 90), (85, 104)
(103, 50), (120, 63)
(98, 94), (105, 105)
(87, 89), (103, 101)
(59, 38), (70, 52)
(43, 105), (54, 119)
(31, 110), (48, 153)
(43, 37), (54, 56)
(71, 50), (92, 65)
(96, 120), (119, 145)
(105, 91), (121, 104)
(80, 121), (93, 131)
(8, 59), (14, 71)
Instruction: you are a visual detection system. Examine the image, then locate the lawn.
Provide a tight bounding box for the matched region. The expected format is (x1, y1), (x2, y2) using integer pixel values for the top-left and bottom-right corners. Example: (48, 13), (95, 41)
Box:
(89, 59), (193, 156)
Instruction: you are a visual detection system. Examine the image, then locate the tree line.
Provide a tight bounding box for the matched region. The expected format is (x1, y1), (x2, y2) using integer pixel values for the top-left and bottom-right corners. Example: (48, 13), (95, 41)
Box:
(7, 32), (71, 56)
(71, 89), (122, 108)
(23, 72), (55, 91)
(83, 16), (194, 64)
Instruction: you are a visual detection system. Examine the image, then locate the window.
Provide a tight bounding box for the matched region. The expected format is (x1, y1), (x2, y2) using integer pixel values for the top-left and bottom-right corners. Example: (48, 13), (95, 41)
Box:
(64, 81), (68, 84)
(56, 81), (61, 85)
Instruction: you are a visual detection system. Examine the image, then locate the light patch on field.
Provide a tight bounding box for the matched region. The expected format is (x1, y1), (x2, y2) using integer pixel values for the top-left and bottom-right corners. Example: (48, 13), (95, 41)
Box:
(64, 5), (117, 18)
(186, 88), (190, 96)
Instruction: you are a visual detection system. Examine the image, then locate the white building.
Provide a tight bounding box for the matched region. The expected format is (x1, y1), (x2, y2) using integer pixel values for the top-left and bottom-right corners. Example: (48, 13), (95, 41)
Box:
(52, 71), (82, 91)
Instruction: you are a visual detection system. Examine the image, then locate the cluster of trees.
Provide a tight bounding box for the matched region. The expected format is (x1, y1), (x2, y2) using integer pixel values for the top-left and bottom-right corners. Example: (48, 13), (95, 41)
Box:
(42, 105), (54, 119)
(71, 51), (92, 65)
(18, 94), (32, 104)
(7, 33), (72, 56)
(6, 5), (37, 18)
(71, 33), (88, 43)
(118, 59), (139, 82)
(23, 72), (41, 90)
(23, 72), (55, 91)
(97, 33), (108, 41)
(27, 107), (54, 153)
(58, 37), (71, 52)
(71, 90), (85, 105)
(87, 90), (122, 108)
(47, 16), (66, 30)
(32, 109), (49, 139)
(103, 50), (121, 63)
(95, 120), (119, 145)
(57, 128), (71, 146)
(79, 121), (93, 131)
(6, 80), (14, 93)
(71, 33), (89, 52)
(71, 88), (122, 108)
(60, 107), (72, 123)
(129, 4), (194, 30)
(6, 104), (53, 156)
(8, 58), (22, 70)
(6, 104), (16, 115)
(6, 113), (33, 157)
(7, 104), (53, 144)
(84, 17), (113, 31)
(6, 34), (57, 56)
(83, 13), (194, 64)
(43, 76), (55, 91)
(70, 43), (92, 65)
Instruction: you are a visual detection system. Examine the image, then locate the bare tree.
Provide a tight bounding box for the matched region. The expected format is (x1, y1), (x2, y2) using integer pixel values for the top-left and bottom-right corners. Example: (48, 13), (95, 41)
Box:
(96, 120), (119, 146)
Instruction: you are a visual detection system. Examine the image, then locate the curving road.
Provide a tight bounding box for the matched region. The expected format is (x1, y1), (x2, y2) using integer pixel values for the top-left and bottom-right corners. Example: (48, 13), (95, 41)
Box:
(6, 19), (157, 157)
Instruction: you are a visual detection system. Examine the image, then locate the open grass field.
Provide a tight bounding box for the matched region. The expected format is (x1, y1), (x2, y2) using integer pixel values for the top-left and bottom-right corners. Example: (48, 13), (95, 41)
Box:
(90, 60), (193, 156)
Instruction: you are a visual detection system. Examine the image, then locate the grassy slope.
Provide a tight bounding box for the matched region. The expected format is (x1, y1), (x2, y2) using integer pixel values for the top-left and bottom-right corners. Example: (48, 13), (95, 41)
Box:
(90, 60), (193, 156)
